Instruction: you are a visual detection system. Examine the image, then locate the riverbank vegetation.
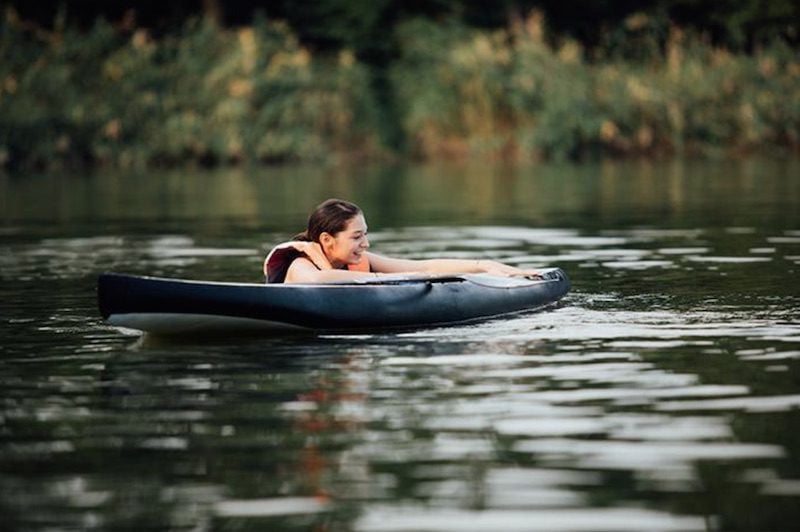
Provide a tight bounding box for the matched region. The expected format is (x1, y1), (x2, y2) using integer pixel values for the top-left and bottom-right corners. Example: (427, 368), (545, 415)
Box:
(1, 5), (798, 170)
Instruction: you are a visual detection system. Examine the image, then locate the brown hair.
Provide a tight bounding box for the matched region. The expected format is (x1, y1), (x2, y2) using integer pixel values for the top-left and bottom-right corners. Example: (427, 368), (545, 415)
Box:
(293, 199), (362, 242)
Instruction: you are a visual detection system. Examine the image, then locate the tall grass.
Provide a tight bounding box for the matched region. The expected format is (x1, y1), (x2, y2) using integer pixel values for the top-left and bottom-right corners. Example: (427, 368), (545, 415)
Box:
(1, 9), (797, 170)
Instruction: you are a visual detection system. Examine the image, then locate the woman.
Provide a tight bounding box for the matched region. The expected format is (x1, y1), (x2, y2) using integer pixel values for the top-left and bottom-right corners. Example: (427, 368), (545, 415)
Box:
(265, 199), (539, 283)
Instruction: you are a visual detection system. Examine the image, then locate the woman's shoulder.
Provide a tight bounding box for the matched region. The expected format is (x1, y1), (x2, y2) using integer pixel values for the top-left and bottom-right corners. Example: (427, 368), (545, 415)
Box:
(264, 242), (308, 283)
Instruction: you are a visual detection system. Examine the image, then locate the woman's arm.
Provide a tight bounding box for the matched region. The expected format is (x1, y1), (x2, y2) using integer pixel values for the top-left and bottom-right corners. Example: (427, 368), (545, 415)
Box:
(367, 253), (539, 277)
(283, 250), (540, 283)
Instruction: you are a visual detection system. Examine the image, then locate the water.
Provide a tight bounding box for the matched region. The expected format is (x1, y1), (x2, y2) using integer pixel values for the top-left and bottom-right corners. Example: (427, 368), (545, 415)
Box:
(1, 159), (799, 531)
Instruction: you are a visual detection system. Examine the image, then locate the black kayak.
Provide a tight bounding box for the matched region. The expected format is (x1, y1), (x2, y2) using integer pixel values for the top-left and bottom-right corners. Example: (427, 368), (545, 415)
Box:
(97, 268), (570, 335)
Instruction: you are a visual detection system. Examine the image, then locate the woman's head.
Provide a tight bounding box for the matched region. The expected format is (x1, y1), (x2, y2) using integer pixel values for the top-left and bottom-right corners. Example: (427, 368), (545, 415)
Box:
(296, 199), (369, 267)
(295, 199), (361, 242)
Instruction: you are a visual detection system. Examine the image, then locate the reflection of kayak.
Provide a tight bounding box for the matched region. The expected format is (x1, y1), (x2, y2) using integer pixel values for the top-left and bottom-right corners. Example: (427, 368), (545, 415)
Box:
(97, 269), (570, 335)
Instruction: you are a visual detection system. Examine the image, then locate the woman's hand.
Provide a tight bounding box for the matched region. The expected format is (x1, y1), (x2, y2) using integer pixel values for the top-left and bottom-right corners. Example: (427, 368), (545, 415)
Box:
(477, 260), (541, 279)
(286, 241), (333, 270)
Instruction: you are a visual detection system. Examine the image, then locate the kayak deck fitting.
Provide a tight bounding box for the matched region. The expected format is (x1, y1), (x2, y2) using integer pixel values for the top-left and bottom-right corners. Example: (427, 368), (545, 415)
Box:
(97, 268), (570, 335)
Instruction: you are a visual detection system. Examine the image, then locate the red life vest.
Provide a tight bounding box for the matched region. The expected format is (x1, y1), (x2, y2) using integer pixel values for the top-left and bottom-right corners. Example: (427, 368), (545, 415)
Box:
(264, 242), (370, 283)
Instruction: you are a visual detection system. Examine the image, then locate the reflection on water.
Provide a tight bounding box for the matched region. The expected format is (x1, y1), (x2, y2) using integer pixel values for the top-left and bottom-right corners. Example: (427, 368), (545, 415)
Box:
(1, 159), (799, 531)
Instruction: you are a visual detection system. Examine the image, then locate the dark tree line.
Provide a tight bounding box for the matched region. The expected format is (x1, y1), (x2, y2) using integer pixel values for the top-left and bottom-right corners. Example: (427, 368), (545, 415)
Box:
(7, 0), (799, 63)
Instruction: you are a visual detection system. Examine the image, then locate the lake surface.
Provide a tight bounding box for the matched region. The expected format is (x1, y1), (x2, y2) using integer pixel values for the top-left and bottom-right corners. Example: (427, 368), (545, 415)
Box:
(1, 158), (799, 531)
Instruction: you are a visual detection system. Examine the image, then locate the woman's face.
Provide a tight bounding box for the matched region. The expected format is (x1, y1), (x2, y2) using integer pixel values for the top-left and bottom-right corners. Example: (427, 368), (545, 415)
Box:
(321, 214), (369, 267)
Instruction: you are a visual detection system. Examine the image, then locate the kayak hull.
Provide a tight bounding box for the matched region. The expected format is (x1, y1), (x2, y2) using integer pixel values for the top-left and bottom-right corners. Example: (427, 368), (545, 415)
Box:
(97, 269), (570, 335)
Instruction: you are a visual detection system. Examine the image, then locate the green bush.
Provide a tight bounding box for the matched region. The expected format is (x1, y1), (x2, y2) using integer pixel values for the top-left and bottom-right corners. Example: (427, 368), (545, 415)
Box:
(0, 8), (797, 170)
(0, 9), (382, 170)
(390, 12), (800, 161)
